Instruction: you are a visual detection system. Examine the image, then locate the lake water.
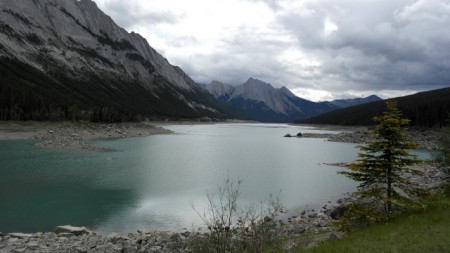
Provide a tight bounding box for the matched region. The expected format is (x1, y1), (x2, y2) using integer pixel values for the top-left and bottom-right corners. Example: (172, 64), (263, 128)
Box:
(0, 123), (431, 234)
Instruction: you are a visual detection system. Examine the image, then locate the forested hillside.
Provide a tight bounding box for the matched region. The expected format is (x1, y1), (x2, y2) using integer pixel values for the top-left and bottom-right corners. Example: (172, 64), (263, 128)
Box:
(0, 57), (221, 122)
(296, 87), (450, 127)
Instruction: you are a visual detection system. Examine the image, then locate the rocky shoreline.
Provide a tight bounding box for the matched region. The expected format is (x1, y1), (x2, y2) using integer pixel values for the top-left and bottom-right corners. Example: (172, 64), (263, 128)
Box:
(0, 209), (343, 253)
(289, 127), (441, 150)
(0, 226), (191, 253)
(0, 121), (171, 152)
(0, 207), (338, 253)
(34, 122), (171, 152)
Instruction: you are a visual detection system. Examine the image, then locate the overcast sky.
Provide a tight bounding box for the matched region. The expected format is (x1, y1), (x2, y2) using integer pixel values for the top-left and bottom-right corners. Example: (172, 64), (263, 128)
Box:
(94, 0), (450, 101)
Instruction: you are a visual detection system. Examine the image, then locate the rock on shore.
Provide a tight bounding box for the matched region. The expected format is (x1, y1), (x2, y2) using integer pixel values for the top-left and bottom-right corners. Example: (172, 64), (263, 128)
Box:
(0, 216), (336, 253)
(0, 228), (191, 253)
(0, 223), (318, 252)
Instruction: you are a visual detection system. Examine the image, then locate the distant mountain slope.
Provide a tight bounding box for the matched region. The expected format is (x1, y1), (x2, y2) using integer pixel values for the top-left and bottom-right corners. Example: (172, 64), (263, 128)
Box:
(329, 95), (382, 108)
(296, 87), (450, 127)
(205, 81), (235, 101)
(205, 78), (337, 122)
(0, 0), (223, 121)
(205, 78), (382, 123)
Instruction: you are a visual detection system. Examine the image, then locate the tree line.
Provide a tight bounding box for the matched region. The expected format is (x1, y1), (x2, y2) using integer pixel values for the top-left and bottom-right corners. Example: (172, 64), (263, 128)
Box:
(0, 57), (142, 122)
(0, 57), (223, 122)
(298, 87), (450, 127)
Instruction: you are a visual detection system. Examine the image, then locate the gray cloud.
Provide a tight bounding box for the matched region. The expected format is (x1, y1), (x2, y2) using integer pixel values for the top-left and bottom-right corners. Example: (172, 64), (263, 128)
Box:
(166, 36), (199, 48)
(98, 0), (180, 29)
(96, 0), (450, 100)
(276, 0), (450, 93)
(173, 25), (292, 86)
(244, 0), (285, 10)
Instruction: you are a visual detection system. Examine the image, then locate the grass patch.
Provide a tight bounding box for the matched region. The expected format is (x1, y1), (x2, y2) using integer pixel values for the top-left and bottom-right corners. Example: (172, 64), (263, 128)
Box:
(296, 184), (450, 253)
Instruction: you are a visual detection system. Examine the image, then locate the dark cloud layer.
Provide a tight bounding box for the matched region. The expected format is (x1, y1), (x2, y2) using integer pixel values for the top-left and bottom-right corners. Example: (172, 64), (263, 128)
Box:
(275, 0), (450, 93)
(96, 0), (450, 100)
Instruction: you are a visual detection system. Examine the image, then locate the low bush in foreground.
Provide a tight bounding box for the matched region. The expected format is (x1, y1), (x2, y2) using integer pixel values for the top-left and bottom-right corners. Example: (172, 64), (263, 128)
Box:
(296, 183), (450, 253)
(189, 177), (285, 253)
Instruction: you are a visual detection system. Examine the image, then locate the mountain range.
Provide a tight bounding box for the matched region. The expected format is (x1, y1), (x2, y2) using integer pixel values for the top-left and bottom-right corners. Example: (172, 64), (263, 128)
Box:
(206, 78), (381, 122)
(0, 0), (383, 123)
(5, 0), (435, 125)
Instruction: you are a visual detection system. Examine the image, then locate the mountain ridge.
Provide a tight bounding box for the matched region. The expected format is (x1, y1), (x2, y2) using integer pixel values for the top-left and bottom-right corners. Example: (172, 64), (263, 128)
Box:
(0, 0), (223, 121)
(329, 95), (382, 108)
(296, 87), (450, 127)
(205, 78), (381, 123)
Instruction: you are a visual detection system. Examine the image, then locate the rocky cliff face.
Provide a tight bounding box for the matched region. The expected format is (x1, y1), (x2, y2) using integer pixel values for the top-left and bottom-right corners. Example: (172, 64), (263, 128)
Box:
(230, 78), (304, 116)
(205, 80), (235, 101)
(0, 0), (220, 121)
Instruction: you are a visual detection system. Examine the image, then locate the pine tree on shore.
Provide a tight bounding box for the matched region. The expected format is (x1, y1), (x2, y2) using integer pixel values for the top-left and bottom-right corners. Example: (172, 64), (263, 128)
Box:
(340, 100), (424, 214)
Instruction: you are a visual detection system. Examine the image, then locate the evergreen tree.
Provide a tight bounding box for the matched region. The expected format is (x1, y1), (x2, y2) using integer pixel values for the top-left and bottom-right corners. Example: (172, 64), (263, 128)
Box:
(340, 100), (423, 214)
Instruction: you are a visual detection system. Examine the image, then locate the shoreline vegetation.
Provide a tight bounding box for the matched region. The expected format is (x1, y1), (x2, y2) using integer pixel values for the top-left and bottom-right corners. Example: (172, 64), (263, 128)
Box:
(0, 121), (447, 252)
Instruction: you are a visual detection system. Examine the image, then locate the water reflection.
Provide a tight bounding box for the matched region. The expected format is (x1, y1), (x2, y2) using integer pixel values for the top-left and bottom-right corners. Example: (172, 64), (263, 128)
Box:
(2, 124), (431, 234)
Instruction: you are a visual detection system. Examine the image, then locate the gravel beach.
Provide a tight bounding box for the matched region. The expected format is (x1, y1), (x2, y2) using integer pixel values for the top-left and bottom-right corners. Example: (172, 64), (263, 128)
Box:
(0, 121), (171, 151)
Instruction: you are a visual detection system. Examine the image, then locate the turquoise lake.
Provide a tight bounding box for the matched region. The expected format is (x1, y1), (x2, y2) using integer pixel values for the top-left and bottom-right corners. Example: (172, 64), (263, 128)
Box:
(0, 123), (431, 234)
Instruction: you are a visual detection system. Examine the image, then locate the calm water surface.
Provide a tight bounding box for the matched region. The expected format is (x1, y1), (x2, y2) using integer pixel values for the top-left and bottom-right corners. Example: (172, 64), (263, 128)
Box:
(0, 123), (429, 234)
